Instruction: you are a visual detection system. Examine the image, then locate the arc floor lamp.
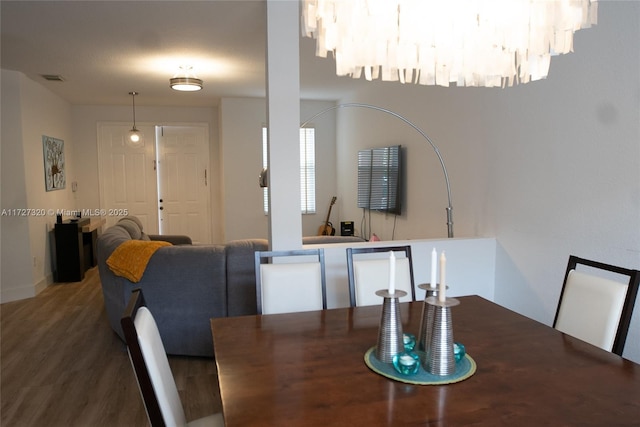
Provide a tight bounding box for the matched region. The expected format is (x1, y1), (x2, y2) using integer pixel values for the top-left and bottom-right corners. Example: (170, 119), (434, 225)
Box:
(301, 103), (454, 238)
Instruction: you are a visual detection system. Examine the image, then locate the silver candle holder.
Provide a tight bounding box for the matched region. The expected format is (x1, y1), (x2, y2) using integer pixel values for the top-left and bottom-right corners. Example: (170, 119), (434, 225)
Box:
(374, 289), (407, 363)
(422, 296), (460, 376)
(417, 283), (447, 351)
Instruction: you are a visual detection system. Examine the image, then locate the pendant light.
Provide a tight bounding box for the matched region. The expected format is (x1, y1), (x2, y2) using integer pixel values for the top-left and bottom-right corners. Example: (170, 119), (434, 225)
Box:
(128, 91), (141, 143)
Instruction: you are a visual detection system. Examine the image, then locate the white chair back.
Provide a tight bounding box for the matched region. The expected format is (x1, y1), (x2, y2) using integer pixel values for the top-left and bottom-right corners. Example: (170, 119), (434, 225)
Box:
(555, 270), (629, 352)
(255, 249), (327, 315)
(260, 262), (323, 314)
(133, 307), (187, 426)
(353, 257), (413, 306)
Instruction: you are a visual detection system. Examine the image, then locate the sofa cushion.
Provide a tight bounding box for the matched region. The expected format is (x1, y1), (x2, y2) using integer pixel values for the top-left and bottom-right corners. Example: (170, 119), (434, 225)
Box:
(120, 215), (145, 231)
(117, 218), (143, 240)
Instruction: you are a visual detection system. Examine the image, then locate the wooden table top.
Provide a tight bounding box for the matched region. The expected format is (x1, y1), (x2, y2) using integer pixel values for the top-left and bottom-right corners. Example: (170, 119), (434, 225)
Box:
(211, 295), (640, 426)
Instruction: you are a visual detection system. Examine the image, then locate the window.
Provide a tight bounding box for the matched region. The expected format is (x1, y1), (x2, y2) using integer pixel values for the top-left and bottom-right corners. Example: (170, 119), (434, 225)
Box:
(262, 127), (316, 214)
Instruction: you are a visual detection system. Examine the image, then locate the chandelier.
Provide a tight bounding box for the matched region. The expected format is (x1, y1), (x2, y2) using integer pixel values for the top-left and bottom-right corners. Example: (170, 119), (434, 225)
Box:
(302, 0), (598, 87)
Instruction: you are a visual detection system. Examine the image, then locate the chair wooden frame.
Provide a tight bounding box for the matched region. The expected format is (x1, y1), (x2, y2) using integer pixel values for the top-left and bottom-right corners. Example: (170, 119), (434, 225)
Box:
(121, 289), (165, 427)
(346, 245), (416, 307)
(553, 255), (640, 356)
(121, 289), (223, 427)
(255, 249), (327, 314)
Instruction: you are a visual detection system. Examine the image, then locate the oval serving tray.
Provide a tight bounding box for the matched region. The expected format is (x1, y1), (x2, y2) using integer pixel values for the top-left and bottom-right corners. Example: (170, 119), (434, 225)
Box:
(364, 347), (476, 385)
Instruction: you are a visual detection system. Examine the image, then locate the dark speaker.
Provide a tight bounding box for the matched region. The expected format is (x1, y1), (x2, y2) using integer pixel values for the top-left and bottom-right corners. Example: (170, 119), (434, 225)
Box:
(340, 221), (354, 236)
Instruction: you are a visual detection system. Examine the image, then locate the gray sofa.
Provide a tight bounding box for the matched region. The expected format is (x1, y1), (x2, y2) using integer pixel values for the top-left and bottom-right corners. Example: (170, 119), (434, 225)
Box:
(97, 217), (365, 357)
(97, 217), (269, 357)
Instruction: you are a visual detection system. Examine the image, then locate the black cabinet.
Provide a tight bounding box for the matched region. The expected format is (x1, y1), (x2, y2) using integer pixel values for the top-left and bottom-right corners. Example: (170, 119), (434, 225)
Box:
(55, 219), (89, 282)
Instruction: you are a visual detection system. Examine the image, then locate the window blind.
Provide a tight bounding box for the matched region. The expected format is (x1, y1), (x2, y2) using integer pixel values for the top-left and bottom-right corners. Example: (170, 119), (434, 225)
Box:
(263, 127), (316, 214)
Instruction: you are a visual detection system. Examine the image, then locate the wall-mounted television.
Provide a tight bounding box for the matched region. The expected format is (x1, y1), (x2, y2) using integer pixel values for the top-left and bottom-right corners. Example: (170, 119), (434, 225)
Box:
(357, 145), (402, 215)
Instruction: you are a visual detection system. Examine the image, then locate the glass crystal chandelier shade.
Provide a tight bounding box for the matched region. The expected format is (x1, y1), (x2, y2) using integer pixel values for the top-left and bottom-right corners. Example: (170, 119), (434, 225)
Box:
(302, 0), (598, 87)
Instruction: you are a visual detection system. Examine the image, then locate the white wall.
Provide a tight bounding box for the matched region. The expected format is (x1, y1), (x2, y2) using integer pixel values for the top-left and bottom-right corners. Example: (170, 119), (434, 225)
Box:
(1, 70), (74, 301)
(219, 98), (337, 241)
(306, 237), (496, 309)
(333, 90), (484, 241)
(486, 2), (640, 362)
(332, 2), (640, 362)
(1, 70), (33, 301)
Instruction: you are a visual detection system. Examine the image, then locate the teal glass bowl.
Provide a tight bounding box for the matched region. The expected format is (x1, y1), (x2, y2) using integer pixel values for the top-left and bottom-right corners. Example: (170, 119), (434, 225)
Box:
(454, 342), (466, 363)
(392, 351), (420, 376)
(403, 333), (416, 352)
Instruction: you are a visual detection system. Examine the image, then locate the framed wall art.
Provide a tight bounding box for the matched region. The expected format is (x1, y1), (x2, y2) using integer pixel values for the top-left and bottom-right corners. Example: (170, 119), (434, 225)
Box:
(42, 135), (66, 191)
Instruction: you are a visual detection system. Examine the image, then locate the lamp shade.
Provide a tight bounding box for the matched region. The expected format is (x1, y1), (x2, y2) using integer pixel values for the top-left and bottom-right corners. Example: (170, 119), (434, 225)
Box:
(170, 76), (203, 91)
(128, 128), (141, 143)
(170, 66), (203, 91)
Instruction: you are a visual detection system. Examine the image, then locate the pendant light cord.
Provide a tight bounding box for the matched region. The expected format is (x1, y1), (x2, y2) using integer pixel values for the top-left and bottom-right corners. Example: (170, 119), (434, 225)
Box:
(129, 91), (138, 129)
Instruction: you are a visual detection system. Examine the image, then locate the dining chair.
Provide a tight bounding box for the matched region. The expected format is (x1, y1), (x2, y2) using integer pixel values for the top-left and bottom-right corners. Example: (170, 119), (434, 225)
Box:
(553, 255), (640, 356)
(121, 289), (224, 427)
(346, 245), (416, 307)
(255, 249), (327, 315)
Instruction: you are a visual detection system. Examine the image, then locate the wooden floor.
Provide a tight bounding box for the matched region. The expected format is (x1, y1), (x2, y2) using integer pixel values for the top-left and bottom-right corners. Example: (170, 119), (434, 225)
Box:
(1, 267), (222, 427)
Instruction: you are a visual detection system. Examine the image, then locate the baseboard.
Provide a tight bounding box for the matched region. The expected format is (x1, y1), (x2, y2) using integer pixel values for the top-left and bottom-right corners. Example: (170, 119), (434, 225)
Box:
(35, 273), (54, 294)
(1, 273), (53, 303)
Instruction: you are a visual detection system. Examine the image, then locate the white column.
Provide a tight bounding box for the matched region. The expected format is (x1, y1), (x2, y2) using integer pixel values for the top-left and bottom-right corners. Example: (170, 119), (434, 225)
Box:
(265, 0), (302, 250)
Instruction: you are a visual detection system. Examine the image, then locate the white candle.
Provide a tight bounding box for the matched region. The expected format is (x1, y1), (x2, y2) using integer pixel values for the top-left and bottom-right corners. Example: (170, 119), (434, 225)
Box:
(388, 251), (396, 294)
(430, 247), (437, 289)
(439, 251), (446, 302)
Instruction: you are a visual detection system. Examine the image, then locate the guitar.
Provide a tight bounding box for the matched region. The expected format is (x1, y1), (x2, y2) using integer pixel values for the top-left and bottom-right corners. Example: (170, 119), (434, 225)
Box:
(318, 197), (337, 236)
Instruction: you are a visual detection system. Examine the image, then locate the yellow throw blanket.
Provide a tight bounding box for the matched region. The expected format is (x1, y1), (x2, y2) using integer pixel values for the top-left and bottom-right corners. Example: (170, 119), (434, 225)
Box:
(106, 240), (172, 283)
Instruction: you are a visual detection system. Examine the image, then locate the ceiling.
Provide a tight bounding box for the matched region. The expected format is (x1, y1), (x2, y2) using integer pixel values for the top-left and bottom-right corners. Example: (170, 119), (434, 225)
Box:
(1, 0), (361, 107)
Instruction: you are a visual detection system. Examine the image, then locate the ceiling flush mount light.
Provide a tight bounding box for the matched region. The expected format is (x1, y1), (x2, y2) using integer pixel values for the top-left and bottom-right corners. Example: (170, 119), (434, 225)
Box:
(302, 0), (598, 87)
(128, 91), (142, 144)
(170, 66), (203, 91)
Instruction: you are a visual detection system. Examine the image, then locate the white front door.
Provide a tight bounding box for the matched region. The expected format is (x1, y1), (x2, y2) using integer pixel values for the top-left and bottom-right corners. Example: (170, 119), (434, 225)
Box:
(98, 123), (159, 231)
(98, 123), (211, 243)
(155, 125), (211, 244)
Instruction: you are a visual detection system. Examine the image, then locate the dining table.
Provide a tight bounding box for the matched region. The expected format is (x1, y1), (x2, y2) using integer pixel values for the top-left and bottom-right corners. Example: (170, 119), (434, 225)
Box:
(210, 295), (640, 426)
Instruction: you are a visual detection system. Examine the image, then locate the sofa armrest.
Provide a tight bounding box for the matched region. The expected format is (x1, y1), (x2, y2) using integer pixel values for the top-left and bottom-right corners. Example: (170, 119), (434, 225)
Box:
(225, 239), (269, 317)
(149, 234), (192, 245)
